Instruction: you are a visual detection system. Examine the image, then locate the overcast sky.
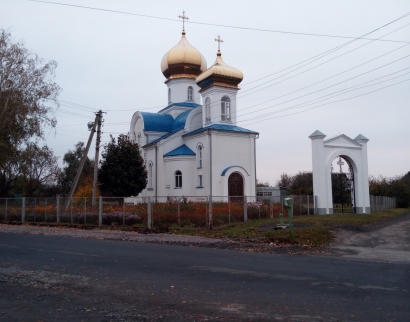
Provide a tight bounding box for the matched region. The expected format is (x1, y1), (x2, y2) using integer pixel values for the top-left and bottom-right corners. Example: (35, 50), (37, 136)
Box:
(1, 0), (409, 185)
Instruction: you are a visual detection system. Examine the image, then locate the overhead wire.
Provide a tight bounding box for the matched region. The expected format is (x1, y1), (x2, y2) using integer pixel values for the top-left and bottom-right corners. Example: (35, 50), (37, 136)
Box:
(28, 1), (410, 43)
(240, 78), (410, 127)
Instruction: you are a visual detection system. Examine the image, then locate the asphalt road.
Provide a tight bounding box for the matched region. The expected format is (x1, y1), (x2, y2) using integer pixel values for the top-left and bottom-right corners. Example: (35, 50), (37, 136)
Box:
(0, 233), (409, 322)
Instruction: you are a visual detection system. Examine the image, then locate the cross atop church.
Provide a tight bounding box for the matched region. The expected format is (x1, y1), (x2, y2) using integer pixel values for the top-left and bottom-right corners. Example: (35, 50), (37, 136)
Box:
(337, 157), (344, 172)
(215, 35), (224, 51)
(178, 10), (189, 32)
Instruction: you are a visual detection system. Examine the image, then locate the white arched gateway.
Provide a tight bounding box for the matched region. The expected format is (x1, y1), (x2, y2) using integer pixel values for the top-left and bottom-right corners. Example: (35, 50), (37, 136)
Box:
(309, 130), (370, 215)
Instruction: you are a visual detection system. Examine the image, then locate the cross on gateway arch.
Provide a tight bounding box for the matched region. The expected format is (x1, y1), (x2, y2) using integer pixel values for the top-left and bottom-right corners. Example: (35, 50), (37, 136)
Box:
(309, 130), (371, 215)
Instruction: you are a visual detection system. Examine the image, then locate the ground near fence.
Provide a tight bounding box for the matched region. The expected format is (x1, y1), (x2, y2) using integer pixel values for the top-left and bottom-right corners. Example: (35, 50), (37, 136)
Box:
(0, 208), (408, 255)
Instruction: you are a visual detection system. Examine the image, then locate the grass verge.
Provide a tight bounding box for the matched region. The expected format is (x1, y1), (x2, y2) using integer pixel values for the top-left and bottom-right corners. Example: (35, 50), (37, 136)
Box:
(170, 208), (409, 247)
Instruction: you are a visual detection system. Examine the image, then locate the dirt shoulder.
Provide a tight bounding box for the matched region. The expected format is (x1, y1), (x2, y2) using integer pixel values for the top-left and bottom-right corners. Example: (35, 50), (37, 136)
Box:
(330, 212), (410, 263)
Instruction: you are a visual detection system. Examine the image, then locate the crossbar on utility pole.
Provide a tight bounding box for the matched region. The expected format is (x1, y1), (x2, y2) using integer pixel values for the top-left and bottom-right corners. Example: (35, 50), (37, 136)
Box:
(65, 113), (99, 210)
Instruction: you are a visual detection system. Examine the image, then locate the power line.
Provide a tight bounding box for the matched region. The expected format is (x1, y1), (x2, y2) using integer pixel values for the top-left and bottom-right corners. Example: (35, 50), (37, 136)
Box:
(240, 70), (410, 123)
(240, 22), (410, 92)
(28, 0), (410, 43)
(49, 14), (410, 115)
(241, 78), (410, 127)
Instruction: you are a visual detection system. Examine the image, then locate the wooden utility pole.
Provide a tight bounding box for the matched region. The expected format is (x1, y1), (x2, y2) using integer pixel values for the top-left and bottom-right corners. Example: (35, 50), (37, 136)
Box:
(92, 110), (103, 206)
(64, 113), (99, 210)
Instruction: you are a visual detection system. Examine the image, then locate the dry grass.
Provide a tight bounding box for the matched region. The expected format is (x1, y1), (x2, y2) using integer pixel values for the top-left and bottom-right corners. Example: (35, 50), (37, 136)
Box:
(170, 208), (409, 246)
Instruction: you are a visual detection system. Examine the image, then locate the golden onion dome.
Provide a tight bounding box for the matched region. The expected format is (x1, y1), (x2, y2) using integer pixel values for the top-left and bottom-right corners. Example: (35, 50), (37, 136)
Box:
(196, 50), (243, 89)
(161, 31), (207, 80)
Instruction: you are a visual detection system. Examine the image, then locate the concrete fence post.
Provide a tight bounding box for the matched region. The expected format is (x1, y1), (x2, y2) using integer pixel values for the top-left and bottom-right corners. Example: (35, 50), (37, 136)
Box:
(98, 196), (102, 228)
(177, 198), (181, 226)
(208, 195), (213, 229)
(307, 195), (310, 215)
(56, 196), (60, 224)
(147, 196), (152, 229)
(244, 196), (248, 222)
(314, 195), (318, 215)
(21, 197), (26, 223)
(5, 198), (8, 221)
(270, 198), (273, 219)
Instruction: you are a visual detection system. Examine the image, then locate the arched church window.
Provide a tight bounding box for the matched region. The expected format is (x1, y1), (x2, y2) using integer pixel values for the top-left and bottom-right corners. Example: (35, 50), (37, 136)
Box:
(148, 161), (153, 188)
(175, 170), (182, 188)
(197, 145), (203, 168)
(187, 86), (193, 101)
(205, 98), (211, 123)
(168, 88), (171, 104)
(221, 96), (231, 121)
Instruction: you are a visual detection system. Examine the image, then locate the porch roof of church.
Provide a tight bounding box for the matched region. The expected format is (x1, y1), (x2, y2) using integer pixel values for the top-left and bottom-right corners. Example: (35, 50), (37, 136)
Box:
(140, 112), (174, 132)
(158, 102), (200, 114)
(183, 123), (259, 137)
(163, 144), (196, 157)
(140, 110), (192, 134)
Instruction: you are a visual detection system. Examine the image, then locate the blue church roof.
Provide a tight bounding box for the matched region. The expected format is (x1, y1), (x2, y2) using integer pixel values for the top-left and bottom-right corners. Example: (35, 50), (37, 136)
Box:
(158, 102), (200, 114)
(140, 112), (174, 132)
(173, 110), (191, 130)
(163, 144), (195, 157)
(184, 124), (259, 137)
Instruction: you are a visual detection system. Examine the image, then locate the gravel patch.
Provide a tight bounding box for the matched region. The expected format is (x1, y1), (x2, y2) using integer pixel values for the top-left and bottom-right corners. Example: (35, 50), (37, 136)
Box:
(0, 224), (223, 245)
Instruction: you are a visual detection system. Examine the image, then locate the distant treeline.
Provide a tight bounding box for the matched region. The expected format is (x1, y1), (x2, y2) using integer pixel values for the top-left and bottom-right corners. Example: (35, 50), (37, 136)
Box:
(274, 171), (410, 208)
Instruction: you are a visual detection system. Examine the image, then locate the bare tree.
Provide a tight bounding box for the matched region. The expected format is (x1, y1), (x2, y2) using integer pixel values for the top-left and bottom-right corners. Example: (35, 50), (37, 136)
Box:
(0, 28), (61, 196)
(19, 143), (60, 196)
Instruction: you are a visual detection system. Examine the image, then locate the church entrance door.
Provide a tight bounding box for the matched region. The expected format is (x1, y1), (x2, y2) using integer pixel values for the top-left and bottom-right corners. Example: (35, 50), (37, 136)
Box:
(228, 172), (244, 202)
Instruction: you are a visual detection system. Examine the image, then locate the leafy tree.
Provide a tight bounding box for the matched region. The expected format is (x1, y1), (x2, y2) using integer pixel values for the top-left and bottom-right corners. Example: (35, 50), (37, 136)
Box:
(59, 142), (94, 196)
(0, 28), (61, 195)
(276, 171), (313, 195)
(369, 174), (410, 208)
(98, 134), (147, 198)
(256, 179), (270, 187)
(74, 177), (99, 198)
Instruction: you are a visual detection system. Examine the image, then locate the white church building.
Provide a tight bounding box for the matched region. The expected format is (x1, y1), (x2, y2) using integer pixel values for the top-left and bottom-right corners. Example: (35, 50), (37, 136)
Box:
(130, 23), (258, 199)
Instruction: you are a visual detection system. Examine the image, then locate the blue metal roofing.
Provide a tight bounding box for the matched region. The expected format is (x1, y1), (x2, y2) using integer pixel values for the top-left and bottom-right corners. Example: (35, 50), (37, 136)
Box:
(221, 166), (250, 176)
(164, 144), (195, 157)
(140, 112), (174, 132)
(173, 110), (191, 130)
(143, 127), (183, 148)
(158, 102), (201, 114)
(183, 123), (259, 137)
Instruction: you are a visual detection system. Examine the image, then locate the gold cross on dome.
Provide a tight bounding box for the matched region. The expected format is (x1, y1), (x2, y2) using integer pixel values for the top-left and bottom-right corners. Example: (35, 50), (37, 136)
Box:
(178, 10), (189, 31)
(215, 35), (224, 51)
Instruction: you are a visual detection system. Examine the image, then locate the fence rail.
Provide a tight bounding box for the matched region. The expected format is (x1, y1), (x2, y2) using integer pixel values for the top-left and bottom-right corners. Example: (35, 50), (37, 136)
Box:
(0, 194), (396, 229)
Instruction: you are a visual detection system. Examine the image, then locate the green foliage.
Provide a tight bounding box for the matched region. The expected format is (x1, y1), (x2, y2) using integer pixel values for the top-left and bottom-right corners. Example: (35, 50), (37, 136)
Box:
(256, 179), (270, 187)
(59, 142), (94, 196)
(369, 174), (410, 208)
(98, 134), (147, 197)
(276, 171), (313, 195)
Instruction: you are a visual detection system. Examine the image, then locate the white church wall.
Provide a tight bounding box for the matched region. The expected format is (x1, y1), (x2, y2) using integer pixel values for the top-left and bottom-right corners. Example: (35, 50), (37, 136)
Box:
(200, 86), (238, 126)
(164, 157), (196, 195)
(184, 108), (203, 132)
(166, 78), (201, 105)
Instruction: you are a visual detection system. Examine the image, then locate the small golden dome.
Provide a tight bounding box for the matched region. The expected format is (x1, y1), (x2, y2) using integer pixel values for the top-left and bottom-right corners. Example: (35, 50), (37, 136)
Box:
(196, 51), (243, 89)
(161, 32), (207, 80)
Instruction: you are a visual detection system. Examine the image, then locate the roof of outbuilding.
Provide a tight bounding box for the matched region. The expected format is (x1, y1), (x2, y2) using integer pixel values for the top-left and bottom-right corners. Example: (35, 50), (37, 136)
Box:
(163, 144), (196, 157)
